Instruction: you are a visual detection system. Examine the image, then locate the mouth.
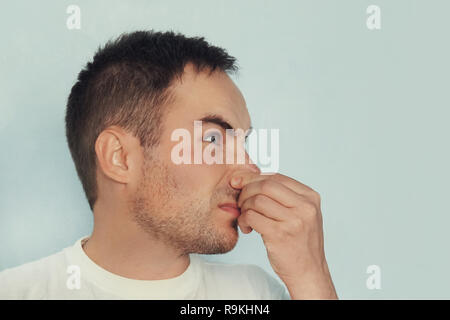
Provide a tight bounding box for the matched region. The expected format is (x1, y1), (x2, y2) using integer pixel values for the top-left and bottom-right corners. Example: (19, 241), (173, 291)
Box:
(218, 202), (241, 218)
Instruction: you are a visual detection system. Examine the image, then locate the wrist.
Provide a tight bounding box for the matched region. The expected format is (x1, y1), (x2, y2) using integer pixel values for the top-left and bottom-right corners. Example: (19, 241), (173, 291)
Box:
(282, 266), (338, 300)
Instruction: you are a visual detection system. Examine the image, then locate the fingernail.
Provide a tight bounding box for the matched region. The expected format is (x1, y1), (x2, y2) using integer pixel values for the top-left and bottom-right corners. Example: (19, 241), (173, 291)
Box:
(231, 177), (242, 187)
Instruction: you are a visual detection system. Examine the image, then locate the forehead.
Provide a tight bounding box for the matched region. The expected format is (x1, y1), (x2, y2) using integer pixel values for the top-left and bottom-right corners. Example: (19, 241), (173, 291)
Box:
(164, 63), (251, 130)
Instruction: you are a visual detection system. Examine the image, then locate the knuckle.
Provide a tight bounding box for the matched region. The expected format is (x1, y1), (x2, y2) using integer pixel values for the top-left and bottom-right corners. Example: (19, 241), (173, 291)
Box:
(253, 194), (266, 208)
(259, 179), (273, 194)
(302, 201), (318, 217)
(311, 191), (321, 203)
(246, 209), (257, 222)
(291, 218), (304, 231)
(279, 222), (297, 237)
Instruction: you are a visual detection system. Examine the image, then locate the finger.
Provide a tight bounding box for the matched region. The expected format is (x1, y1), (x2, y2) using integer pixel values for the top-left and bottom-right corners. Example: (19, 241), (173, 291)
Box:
(239, 224), (253, 234)
(231, 170), (318, 199)
(267, 173), (317, 196)
(237, 179), (300, 209)
(230, 170), (264, 189)
(240, 194), (291, 222)
(238, 209), (275, 236)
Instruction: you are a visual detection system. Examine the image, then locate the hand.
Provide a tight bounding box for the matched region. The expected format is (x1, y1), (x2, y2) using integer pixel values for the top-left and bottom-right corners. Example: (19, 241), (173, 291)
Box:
(231, 171), (338, 299)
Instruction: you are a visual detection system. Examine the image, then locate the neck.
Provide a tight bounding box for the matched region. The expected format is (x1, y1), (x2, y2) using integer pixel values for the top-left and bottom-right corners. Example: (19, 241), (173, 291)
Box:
(83, 209), (190, 281)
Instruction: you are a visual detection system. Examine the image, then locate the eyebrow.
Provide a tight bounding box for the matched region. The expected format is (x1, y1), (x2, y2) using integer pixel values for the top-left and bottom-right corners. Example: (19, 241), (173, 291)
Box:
(198, 114), (253, 137)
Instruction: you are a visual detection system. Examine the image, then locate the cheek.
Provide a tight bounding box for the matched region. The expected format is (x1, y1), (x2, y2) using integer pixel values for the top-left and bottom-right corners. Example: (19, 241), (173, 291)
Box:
(170, 163), (224, 196)
(159, 131), (227, 196)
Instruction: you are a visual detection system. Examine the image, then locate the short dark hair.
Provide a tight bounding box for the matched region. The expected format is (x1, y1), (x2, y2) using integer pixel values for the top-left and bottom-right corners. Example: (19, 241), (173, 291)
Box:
(65, 30), (238, 211)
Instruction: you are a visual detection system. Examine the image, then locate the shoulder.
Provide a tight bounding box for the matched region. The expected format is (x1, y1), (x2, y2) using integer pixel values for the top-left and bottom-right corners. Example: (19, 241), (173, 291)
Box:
(195, 256), (290, 300)
(0, 249), (68, 299)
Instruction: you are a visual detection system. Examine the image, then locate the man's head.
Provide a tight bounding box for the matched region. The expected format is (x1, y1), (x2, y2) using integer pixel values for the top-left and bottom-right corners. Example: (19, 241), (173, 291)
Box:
(65, 30), (259, 255)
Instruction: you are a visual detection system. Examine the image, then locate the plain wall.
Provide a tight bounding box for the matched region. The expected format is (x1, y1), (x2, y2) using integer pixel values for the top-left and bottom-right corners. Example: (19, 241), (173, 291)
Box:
(1, 0), (449, 299)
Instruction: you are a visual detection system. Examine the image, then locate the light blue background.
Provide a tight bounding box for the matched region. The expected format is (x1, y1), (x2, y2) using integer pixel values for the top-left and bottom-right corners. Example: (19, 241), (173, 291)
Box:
(1, 0), (449, 299)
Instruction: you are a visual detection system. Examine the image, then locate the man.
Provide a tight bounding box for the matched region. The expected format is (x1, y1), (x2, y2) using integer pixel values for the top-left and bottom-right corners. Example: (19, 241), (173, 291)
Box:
(0, 30), (337, 299)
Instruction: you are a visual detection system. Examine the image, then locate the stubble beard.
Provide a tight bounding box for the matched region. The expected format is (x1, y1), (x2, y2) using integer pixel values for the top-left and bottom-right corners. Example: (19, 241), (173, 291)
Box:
(130, 156), (240, 255)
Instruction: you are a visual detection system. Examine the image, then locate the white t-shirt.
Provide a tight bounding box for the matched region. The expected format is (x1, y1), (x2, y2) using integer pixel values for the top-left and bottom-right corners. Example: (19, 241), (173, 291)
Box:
(0, 236), (291, 300)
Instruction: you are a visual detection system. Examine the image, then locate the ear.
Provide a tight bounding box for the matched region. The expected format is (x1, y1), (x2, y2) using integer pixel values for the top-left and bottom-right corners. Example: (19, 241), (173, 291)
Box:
(94, 126), (132, 184)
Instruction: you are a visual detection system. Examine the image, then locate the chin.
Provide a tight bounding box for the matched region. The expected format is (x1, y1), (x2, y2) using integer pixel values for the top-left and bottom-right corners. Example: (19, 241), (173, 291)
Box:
(214, 224), (239, 253)
(196, 224), (239, 255)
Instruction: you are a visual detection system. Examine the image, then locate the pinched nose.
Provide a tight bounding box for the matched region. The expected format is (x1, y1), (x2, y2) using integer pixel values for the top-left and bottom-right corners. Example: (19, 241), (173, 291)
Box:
(249, 163), (261, 174)
(229, 166), (261, 190)
(227, 152), (261, 189)
(240, 152), (260, 174)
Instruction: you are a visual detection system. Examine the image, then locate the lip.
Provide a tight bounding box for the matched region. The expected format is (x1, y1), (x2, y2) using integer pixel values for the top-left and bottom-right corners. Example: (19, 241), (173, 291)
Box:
(218, 203), (241, 217)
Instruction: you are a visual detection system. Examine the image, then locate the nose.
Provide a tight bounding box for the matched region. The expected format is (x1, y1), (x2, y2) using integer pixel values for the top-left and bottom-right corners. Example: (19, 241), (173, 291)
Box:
(231, 145), (261, 174)
(245, 153), (261, 174)
(224, 133), (261, 187)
